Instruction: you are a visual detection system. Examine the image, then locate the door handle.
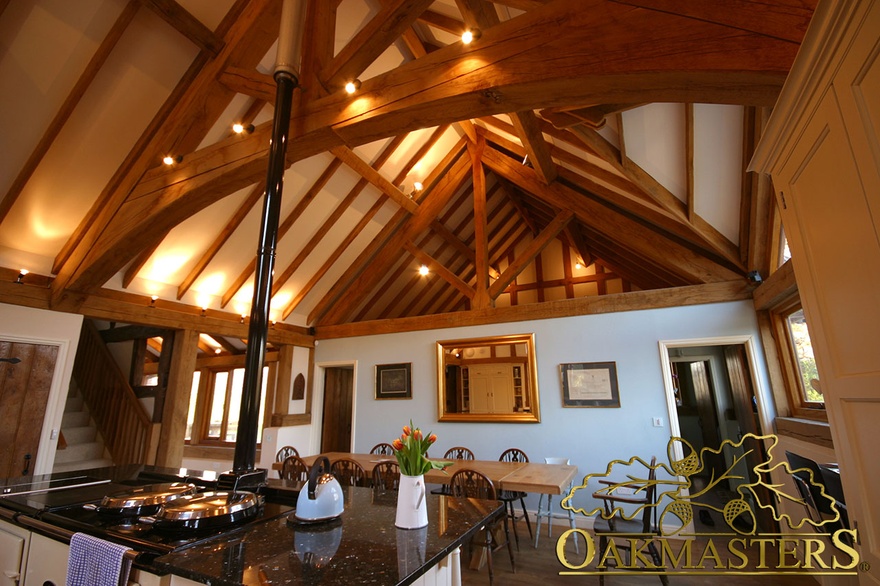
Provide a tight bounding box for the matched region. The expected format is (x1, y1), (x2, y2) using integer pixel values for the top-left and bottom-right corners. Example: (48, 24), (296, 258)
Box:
(22, 453), (31, 476)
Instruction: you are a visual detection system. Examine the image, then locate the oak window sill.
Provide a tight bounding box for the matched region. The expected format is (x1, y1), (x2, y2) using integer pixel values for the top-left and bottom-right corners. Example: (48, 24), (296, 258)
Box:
(775, 417), (834, 450)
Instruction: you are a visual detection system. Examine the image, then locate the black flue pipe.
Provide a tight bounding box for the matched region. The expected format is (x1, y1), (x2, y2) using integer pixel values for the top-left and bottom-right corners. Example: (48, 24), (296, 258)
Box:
(232, 69), (298, 474)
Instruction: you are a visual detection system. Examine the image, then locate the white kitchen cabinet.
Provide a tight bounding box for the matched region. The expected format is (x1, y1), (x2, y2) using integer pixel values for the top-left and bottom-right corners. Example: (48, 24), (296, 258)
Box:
(0, 520), (29, 586)
(750, 1), (880, 583)
(129, 568), (171, 586)
(22, 532), (67, 586)
(467, 364), (514, 413)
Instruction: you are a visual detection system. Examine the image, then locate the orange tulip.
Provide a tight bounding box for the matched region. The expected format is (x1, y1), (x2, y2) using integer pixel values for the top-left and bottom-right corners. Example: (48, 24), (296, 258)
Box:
(392, 438), (404, 451)
(413, 429), (422, 441)
(402, 425), (411, 437)
(427, 434), (437, 444)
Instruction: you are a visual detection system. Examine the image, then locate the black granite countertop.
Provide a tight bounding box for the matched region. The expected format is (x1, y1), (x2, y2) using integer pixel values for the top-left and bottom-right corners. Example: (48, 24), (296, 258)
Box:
(0, 466), (503, 586)
(152, 486), (503, 586)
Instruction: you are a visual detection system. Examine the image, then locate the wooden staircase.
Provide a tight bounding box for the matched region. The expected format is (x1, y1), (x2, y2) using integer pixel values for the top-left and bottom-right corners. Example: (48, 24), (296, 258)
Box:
(53, 320), (153, 472)
(53, 382), (113, 473)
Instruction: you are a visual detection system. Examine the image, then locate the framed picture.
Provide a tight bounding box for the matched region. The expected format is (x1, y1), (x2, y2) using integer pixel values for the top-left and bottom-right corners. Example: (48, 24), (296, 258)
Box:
(375, 363), (412, 399)
(560, 362), (620, 407)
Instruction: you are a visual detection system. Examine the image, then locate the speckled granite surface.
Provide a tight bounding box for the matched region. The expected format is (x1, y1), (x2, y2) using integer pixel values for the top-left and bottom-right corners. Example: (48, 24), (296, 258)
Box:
(152, 486), (502, 586)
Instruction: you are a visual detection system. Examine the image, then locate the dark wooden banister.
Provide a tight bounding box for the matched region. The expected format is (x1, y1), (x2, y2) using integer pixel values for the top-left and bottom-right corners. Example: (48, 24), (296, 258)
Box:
(72, 321), (152, 465)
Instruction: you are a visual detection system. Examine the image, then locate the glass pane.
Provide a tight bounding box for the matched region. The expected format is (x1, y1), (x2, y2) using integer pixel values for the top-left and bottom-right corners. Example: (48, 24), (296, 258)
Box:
(185, 371), (201, 441)
(780, 227), (791, 265)
(787, 309), (822, 402)
(207, 372), (228, 438)
(226, 369), (245, 442)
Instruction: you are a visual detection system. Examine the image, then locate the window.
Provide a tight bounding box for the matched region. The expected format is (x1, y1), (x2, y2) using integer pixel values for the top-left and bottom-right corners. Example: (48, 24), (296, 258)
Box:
(188, 365), (270, 445)
(756, 255), (825, 421)
(772, 298), (825, 418)
(185, 371), (201, 441)
(784, 307), (822, 403)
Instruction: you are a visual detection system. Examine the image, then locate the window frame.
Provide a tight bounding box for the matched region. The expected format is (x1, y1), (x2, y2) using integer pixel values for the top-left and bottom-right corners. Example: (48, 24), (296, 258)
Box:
(767, 292), (826, 420)
(187, 357), (278, 448)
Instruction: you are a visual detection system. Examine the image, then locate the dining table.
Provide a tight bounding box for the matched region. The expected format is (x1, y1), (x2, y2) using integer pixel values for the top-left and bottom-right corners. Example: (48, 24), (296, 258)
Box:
(285, 452), (578, 496)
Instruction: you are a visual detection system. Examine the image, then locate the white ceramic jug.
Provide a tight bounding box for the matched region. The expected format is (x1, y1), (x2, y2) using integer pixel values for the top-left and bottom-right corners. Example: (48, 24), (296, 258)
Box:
(395, 473), (428, 529)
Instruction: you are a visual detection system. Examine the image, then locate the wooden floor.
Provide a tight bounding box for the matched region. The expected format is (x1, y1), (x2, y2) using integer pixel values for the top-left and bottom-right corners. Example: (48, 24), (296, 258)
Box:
(458, 523), (820, 586)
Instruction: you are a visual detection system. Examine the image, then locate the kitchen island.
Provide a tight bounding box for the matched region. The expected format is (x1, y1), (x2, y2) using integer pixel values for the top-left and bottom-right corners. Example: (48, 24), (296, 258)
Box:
(153, 486), (500, 586)
(0, 465), (503, 586)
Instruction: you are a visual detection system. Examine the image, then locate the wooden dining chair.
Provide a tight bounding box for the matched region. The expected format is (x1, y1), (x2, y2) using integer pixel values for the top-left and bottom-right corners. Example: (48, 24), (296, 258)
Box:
(432, 447), (476, 496)
(275, 445), (299, 478)
(280, 455), (310, 483)
(331, 458), (368, 487)
(371, 461), (400, 491)
(450, 469), (515, 585)
(592, 456), (667, 585)
(370, 442), (395, 456)
(445, 446), (475, 460)
(498, 448), (533, 548)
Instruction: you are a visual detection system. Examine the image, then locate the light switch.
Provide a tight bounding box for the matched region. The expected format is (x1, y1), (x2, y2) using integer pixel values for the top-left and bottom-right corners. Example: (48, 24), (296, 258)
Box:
(652, 417), (663, 427)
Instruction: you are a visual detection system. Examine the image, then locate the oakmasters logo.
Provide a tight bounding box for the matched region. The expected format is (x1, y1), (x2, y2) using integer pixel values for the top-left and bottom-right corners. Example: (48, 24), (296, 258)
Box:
(554, 434), (860, 577)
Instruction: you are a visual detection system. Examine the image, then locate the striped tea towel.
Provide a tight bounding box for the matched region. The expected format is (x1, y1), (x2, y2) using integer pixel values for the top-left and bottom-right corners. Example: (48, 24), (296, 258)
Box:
(66, 532), (132, 586)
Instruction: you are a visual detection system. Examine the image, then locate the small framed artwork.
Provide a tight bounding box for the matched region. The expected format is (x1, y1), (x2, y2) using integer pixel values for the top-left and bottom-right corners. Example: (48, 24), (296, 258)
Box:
(560, 361), (620, 407)
(375, 363), (412, 399)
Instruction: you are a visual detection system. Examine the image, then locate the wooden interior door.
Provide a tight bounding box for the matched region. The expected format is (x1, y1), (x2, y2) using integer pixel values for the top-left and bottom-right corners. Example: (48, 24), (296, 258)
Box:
(689, 361), (724, 480)
(0, 341), (58, 478)
(320, 367), (353, 453)
(724, 345), (775, 532)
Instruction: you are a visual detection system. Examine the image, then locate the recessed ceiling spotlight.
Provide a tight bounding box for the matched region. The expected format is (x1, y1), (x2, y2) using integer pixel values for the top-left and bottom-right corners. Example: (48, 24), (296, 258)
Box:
(419, 265), (429, 276)
(575, 262), (582, 270)
(413, 181), (423, 192)
(461, 29), (480, 44)
(345, 79), (361, 94)
(232, 122), (255, 134)
(163, 155), (182, 166)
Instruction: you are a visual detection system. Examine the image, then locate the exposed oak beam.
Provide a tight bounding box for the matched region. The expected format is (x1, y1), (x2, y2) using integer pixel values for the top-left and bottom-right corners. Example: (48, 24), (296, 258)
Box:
(488, 210), (572, 298)
(482, 145), (743, 284)
(220, 158), (343, 308)
(320, 0), (435, 89)
(137, 0), (224, 56)
(271, 135), (407, 296)
(330, 146), (419, 213)
(0, 1), (139, 227)
(404, 241), (475, 299)
(177, 181), (265, 300)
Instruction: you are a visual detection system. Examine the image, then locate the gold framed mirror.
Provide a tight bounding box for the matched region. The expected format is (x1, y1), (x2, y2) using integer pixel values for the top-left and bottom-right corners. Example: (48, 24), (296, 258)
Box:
(436, 333), (540, 423)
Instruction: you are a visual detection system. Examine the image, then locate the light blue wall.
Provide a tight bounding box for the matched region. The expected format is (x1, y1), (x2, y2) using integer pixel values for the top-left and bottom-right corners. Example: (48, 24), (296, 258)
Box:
(313, 299), (771, 513)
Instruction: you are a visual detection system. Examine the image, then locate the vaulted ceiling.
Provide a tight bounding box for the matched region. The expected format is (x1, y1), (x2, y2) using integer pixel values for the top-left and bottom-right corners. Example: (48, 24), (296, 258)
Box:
(0, 0), (814, 340)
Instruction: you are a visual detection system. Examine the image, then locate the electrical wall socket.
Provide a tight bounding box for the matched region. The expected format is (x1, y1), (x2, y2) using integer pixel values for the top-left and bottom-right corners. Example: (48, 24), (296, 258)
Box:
(652, 417), (664, 427)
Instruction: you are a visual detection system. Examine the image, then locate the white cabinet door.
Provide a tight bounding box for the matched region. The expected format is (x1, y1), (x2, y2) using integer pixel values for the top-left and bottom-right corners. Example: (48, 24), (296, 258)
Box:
(776, 49), (880, 586)
(753, 3), (880, 582)
(0, 521), (29, 586)
(22, 533), (67, 586)
(467, 365), (513, 413)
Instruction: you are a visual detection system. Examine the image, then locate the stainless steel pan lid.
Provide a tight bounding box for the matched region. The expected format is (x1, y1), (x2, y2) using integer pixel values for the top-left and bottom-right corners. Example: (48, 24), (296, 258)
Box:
(99, 482), (198, 510)
(151, 490), (262, 521)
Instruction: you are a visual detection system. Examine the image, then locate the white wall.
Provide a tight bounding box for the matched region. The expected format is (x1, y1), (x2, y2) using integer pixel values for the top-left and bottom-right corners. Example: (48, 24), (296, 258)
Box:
(313, 300), (772, 514)
(0, 303), (83, 475)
